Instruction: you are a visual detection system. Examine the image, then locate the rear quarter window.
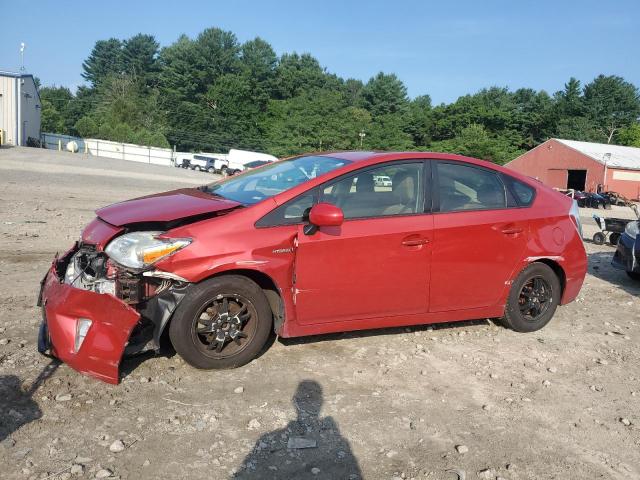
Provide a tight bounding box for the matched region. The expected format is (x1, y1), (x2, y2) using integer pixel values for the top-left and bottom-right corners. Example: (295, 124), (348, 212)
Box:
(501, 174), (536, 207)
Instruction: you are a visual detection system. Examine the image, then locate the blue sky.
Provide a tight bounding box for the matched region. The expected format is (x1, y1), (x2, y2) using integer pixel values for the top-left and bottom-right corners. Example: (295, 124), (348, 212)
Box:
(0, 0), (638, 104)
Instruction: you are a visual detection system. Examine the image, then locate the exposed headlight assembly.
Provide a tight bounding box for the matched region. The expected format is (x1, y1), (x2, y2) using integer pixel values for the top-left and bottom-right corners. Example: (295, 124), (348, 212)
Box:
(569, 200), (583, 238)
(105, 231), (191, 270)
(625, 220), (639, 239)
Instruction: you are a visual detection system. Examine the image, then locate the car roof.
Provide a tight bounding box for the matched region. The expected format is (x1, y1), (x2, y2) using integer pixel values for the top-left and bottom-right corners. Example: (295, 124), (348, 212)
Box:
(315, 150), (483, 163)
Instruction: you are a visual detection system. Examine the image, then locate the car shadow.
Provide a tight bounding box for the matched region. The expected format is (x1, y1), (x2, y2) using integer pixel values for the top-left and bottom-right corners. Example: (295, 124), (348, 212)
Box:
(587, 250), (640, 297)
(119, 331), (278, 379)
(0, 360), (58, 443)
(232, 380), (362, 479)
(279, 318), (495, 347)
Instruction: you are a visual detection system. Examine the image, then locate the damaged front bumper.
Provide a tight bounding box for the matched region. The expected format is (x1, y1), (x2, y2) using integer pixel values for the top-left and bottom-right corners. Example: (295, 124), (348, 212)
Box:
(612, 233), (639, 273)
(37, 246), (189, 384)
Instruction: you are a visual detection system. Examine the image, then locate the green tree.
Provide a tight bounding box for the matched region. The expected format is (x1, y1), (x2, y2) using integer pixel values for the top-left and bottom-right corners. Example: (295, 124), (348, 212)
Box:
(431, 124), (524, 164)
(81, 38), (124, 87)
(584, 75), (640, 143)
(359, 72), (409, 117)
(406, 95), (432, 147)
(618, 124), (640, 147)
(122, 34), (160, 86)
(66, 26), (640, 162)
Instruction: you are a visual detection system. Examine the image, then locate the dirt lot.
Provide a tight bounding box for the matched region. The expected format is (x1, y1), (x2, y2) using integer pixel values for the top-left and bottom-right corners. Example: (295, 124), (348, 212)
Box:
(1, 147), (639, 480)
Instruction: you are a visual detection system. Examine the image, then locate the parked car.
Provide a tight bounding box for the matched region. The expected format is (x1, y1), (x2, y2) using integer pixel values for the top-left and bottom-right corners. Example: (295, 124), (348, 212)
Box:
(37, 152), (587, 384)
(612, 219), (640, 280)
(191, 154), (228, 173)
(573, 191), (611, 209)
(174, 154), (193, 168)
(226, 149), (278, 174)
(374, 175), (392, 187)
(588, 192), (612, 209)
(242, 160), (273, 171)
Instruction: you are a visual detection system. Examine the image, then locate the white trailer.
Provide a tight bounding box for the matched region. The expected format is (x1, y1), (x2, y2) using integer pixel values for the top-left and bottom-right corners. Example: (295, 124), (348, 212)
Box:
(227, 149), (278, 173)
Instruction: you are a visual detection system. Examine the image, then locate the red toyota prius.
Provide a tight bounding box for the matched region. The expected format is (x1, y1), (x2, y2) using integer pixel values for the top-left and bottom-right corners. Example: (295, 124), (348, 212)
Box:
(37, 152), (587, 384)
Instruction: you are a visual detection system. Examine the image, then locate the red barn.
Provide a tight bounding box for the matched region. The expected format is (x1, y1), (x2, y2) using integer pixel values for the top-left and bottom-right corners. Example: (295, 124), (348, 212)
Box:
(505, 138), (640, 200)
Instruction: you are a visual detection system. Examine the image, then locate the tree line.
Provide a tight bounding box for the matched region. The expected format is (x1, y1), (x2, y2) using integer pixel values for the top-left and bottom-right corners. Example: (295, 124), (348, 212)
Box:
(39, 27), (640, 164)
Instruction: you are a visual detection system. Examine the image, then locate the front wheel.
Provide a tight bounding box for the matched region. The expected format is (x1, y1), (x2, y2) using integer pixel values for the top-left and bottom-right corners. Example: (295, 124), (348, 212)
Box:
(502, 263), (561, 333)
(169, 276), (273, 369)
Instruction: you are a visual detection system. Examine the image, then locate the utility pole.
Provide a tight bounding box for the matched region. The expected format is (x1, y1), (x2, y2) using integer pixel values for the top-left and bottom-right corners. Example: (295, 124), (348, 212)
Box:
(20, 42), (25, 71)
(358, 131), (366, 148)
(603, 152), (611, 191)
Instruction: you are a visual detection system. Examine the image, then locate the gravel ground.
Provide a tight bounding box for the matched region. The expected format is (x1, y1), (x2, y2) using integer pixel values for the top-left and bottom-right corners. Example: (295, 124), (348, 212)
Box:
(1, 147), (639, 480)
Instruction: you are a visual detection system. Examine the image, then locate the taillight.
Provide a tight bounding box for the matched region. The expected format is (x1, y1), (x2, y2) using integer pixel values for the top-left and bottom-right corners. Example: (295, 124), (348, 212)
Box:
(569, 200), (583, 238)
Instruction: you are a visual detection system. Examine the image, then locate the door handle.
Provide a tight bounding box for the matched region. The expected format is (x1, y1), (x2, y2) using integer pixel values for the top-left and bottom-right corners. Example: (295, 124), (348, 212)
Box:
(402, 237), (430, 246)
(501, 227), (523, 235)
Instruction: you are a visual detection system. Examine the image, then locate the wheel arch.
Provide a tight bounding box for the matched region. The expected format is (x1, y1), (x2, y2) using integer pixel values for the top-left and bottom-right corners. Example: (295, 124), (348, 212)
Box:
(202, 269), (285, 334)
(529, 258), (566, 297)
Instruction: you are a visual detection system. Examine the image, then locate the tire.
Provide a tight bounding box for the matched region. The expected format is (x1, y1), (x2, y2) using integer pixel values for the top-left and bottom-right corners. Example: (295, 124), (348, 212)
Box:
(627, 271), (640, 281)
(169, 275), (273, 369)
(609, 232), (621, 246)
(593, 232), (606, 245)
(502, 263), (561, 333)
(207, 167), (215, 174)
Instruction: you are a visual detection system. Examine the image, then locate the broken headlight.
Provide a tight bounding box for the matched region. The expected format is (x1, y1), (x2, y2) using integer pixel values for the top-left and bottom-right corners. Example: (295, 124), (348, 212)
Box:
(625, 220), (639, 239)
(105, 232), (191, 270)
(74, 318), (92, 353)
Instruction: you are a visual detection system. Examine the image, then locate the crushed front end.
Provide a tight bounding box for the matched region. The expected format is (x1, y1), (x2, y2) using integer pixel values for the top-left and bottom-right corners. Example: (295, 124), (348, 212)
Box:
(38, 238), (189, 384)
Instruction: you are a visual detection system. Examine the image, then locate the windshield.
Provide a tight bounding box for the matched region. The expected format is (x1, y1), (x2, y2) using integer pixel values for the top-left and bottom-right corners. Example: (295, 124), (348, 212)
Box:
(203, 155), (350, 205)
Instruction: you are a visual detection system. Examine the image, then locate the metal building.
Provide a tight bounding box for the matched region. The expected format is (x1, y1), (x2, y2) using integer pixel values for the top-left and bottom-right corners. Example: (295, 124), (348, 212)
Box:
(0, 70), (41, 146)
(506, 138), (640, 200)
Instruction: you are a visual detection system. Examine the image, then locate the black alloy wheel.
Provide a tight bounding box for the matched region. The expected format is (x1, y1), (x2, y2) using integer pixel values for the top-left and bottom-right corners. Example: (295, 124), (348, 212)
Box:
(502, 263), (561, 332)
(192, 294), (256, 358)
(518, 276), (552, 322)
(169, 275), (273, 369)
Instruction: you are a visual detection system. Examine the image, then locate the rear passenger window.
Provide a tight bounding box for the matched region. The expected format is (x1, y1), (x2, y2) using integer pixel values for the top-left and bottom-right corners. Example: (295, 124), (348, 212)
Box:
(321, 163), (424, 219)
(437, 163), (507, 212)
(501, 174), (536, 207)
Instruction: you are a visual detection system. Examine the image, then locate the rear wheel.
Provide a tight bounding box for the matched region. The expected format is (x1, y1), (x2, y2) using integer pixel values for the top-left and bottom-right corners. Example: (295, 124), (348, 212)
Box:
(207, 167), (215, 174)
(502, 263), (561, 333)
(593, 232), (606, 245)
(169, 276), (273, 369)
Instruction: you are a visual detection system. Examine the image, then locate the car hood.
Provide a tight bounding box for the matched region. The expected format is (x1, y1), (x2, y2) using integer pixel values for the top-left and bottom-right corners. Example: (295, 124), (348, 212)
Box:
(96, 188), (242, 227)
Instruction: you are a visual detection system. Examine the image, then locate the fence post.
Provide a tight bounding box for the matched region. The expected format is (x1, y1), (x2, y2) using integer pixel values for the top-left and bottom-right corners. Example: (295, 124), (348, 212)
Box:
(58, 139), (62, 151)
(122, 142), (125, 161)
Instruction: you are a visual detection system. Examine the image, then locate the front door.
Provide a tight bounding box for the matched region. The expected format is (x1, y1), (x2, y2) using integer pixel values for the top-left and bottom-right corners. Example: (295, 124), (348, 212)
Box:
(430, 161), (528, 312)
(294, 162), (433, 324)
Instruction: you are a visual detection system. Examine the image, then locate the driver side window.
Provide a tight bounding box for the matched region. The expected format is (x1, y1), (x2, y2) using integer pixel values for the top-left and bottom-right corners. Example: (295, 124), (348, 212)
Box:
(255, 193), (316, 227)
(321, 163), (424, 219)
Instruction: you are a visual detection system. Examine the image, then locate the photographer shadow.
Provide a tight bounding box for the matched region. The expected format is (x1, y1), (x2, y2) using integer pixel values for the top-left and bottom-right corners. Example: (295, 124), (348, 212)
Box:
(233, 380), (362, 480)
(0, 361), (58, 443)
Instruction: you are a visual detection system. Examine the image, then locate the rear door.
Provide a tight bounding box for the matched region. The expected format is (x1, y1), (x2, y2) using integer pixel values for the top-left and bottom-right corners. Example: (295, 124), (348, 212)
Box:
(294, 161), (433, 324)
(430, 161), (528, 312)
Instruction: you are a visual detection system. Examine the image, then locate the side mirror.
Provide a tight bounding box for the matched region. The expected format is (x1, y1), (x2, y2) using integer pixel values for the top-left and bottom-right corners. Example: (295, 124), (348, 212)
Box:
(304, 203), (344, 235)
